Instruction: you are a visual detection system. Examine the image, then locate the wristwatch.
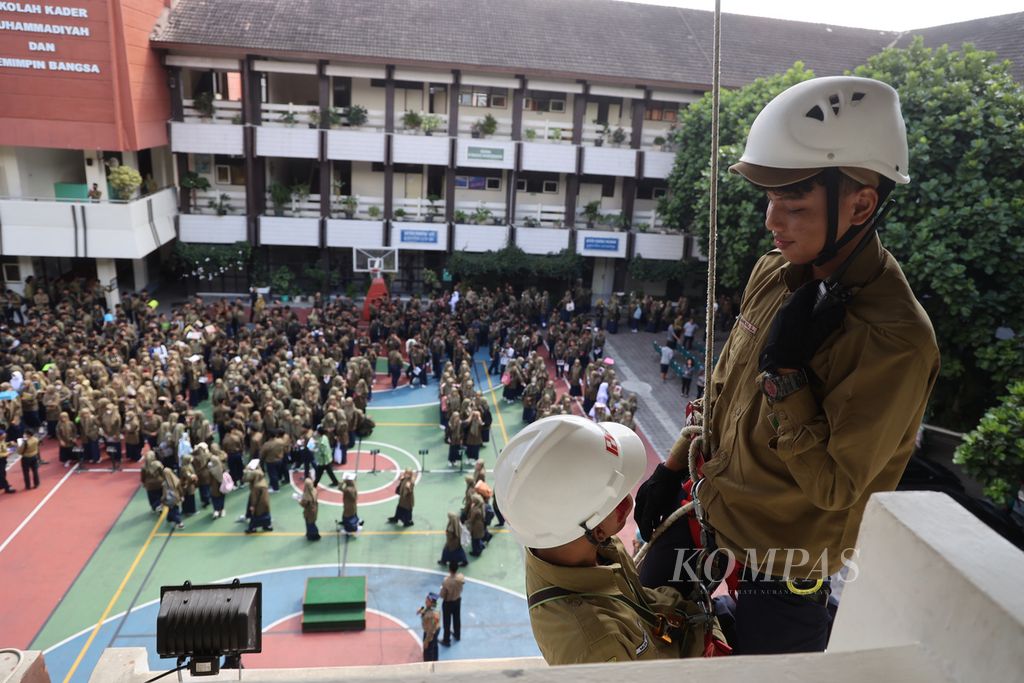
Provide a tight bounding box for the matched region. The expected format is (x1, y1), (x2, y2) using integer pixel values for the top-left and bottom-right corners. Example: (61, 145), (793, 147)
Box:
(759, 369), (807, 403)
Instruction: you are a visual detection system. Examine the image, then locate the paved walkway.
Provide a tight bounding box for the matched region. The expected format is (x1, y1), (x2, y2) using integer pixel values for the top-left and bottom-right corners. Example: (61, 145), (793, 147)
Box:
(604, 324), (730, 459)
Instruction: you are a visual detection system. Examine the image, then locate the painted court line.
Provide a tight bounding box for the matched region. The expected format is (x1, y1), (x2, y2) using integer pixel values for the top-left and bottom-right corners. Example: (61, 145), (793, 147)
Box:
(61, 508), (168, 683)
(162, 529), (511, 538)
(480, 361), (510, 444)
(0, 463), (78, 556)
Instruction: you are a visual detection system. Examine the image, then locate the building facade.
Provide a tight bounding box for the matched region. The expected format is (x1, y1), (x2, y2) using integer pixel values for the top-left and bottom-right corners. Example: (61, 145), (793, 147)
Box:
(2, 0), (1021, 301)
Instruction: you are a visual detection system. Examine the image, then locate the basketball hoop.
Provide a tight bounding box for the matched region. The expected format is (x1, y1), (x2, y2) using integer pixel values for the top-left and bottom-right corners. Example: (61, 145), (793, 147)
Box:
(353, 248), (399, 276)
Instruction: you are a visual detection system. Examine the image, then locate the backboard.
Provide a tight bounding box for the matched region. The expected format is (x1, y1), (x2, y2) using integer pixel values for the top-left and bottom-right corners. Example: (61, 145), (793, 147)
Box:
(353, 248), (399, 275)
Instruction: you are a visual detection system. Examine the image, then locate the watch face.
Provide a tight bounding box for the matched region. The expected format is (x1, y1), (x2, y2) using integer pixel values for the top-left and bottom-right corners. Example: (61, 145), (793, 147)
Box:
(763, 376), (778, 399)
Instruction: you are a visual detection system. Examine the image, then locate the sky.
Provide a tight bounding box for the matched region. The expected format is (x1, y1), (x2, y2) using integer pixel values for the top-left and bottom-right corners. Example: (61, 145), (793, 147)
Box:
(613, 0), (1024, 31)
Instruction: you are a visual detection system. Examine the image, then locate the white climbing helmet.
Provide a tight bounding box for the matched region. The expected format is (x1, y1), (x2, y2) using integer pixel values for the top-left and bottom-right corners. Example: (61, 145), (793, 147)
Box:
(494, 414), (646, 549)
(730, 76), (910, 188)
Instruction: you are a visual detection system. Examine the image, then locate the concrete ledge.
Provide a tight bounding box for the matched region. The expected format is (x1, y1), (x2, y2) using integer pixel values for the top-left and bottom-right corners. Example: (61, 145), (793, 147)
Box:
(0, 650), (49, 683)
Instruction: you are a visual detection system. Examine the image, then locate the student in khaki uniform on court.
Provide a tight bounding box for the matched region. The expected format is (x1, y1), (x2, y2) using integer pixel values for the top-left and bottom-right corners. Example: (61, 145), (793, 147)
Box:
(634, 76), (940, 655)
(495, 415), (723, 665)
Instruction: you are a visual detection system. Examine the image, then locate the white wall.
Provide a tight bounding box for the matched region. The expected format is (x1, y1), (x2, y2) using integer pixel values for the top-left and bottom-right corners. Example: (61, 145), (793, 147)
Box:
(347, 80), (387, 111)
(350, 163), (383, 198)
(268, 72), (319, 106)
(15, 147), (85, 198)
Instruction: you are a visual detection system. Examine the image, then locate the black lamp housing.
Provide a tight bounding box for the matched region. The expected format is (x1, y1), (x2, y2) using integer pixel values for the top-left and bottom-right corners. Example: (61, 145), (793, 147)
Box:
(156, 579), (262, 676)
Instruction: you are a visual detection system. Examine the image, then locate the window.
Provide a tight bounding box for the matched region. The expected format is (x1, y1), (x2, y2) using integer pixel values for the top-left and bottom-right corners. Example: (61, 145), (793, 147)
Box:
(459, 86), (508, 108)
(517, 172), (560, 194)
(486, 177), (501, 190)
(524, 91), (567, 113)
(644, 102), (680, 123)
(579, 175), (615, 198)
(653, 187), (667, 199)
(215, 165), (232, 184)
(635, 180), (668, 200)
(2, 262), (20, 283)
(456, 175), (500, 191)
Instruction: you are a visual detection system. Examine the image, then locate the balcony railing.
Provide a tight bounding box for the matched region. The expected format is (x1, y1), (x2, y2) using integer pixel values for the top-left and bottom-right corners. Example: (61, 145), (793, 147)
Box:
(582, 122), (633, 147)
(191, 188), (247, 216)
(261, 102), (319, 127)
(515, 202), (566, 227)
(521, 119), (574, 143)
(263, 191), (321, 218)
(182, 98), (242, 125)
(457, 116), (514, 139)
(393, 196), (445, 222)
(328, 195), (385, 220)
(395, 111), (450, 136)
(454, 200), (507, 224)
(0, 188), (177, 259)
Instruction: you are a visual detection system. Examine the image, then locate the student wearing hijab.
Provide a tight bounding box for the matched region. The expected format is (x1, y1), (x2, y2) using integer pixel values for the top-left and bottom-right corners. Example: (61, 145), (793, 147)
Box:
(340, 473), (363, 533)
(141, 450), (165, 512)
(201, 443), (227, 519)
(387, 469), (416, 527)
(243, 466), (273, 533)
(438, 512), (469, 567)
(162, 467), (185, 530)
(179, 453), (198, 515)
(298, 478), (320, 541)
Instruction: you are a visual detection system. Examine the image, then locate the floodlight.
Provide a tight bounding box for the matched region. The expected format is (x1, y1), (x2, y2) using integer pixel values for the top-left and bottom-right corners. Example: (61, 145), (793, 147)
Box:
(156, 579), (262, 678)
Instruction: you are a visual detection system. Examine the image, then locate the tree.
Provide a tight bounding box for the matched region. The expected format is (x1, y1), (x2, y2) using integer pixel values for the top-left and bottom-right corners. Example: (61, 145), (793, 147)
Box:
(852, 39), (1024, 429)
(663, 42), (1024, 429)
(662, 64), (816, 293)
(954, 380), (1024, 505)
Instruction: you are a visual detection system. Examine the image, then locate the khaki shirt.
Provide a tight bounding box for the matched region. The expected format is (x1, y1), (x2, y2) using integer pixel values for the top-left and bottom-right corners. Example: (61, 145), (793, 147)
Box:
(440, 573), (465, 602)
(525, 538), (692, 665)
(701, 235), (939, 578)
(420, 606), (440, 639)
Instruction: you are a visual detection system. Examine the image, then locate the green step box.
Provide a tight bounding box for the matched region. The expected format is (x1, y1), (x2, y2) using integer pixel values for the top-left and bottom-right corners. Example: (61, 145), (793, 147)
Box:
(301, 576), (367, 633)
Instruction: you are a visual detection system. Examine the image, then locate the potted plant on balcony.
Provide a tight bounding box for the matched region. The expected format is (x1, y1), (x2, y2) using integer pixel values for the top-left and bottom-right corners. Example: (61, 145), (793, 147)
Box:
(394, 208), (407, 222)
(193, 92), (216, 120)
(290, 182), (311, 214)
(551, 127), (563, 142)
(582, 200), (602, 229)
(524, 128), (537, 142)
(522, 216), (540, 228)
(611, 127), (627, 146)
(108, 165), (142, 200)
(478, 114), (498, 138)
(425, 194), (442, 223)
(207, 193), (232, 216)
(278, 103), (299, 127)
(472, 205), (492, 225)
(593, 120), (609, 146)
(367, 206), (382, 220)
(653, 136), (667, 151)
(453, 209), (468, 224)
(180, 171), (211, 213)
(634, 221), (650, 233)
(421, 114), (442, 136)
(340, 195), (359, 219)
(269, 182), (291, 216)
(346, 104), (368, 127)
(402, 110), (422, 132)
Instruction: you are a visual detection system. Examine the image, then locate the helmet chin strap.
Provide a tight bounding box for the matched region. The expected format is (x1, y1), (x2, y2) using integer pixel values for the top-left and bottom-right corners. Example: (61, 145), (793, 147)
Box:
(580, 521), (612, 548)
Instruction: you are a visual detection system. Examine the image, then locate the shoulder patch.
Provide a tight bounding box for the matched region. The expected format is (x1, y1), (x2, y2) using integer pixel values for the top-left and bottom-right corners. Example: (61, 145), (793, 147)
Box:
(634, 619), (650, 657)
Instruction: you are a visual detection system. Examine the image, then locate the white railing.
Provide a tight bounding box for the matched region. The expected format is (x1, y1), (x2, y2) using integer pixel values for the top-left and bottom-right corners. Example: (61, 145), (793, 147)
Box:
(394, 111), (450, 136)
(578, 206), (627, 231)
(514, 203), (567, 227)
(582, 122), (633, 146)
(340, 106), (387, 131)
(191, 188), (247, 216)
(521, 118), (573, 143)
(261, 102), (319, 127)
(182, 98), (242, 125)
(632, 208), (676, 232)
(457, 116), (513, 139)
(264, 191), (321, 218)
(329, 194), (385, 220)
(640, 126), (678, 150)
(393, 196), (446, 221)
(453, 200), (507, 224)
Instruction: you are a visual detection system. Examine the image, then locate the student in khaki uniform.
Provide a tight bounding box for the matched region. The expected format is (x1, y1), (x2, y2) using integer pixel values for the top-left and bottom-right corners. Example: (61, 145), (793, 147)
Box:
(495, 416), (721, 665)
(387, 468), (415, 527)
(297, 477), (320, 541)
(417, 592), (441, 662)
(17, 432), (41, 489)
(243, 465), (272, 533)
(141, 450), (165, 512)
(339, 472), (363, 533)
(439, 562), (465, 647)
(635, 77), (940, 655)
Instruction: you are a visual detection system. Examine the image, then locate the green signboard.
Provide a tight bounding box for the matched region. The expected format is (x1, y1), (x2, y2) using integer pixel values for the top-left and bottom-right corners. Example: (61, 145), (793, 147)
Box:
(467, 146), (504, 162)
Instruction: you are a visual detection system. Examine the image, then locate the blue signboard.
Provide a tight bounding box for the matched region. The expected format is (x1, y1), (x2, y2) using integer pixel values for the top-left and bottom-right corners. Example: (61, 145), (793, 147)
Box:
(583, 236), (620, 252)
(400, 229), (438, 244)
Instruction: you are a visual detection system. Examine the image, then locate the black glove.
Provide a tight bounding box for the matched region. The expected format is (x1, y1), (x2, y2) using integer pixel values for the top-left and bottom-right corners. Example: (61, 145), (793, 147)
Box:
(758, 279), (846, 373)
(634, 463), (686, 542)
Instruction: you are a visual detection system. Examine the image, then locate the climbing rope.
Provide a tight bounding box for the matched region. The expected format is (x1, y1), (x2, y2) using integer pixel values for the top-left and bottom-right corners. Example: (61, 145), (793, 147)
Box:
(636, 0), (722, 567)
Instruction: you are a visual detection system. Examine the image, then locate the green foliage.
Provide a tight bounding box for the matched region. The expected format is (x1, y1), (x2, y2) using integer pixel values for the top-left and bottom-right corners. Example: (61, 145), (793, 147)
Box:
(475, 114), (498, 137)
(851, 39), (1024, 428)
(421, 114), (443, 134)
(662, 62), (815, 291)
(582, 200), (602, 226)
(402, 110), (422, 129)
(108, 165), (143, 200)
(394, 208), (407, 220)
(422, 268), (440, 290)
(524, 128), (537, 141)
(954, 380), (1024, 504)
(174, 241), (251, 280)
(447, 246), (584, 284)
(367, 205), (382, 219)
(277, 110), (299, 126)
(472, 205), (492, 225)
(453, 209), (469, 224)
(346, 104), (368, 127)
(270, 266), (296, 295)
(611, 127), (627, 145)
(207, 192), (232, 216)
(180, 171), (210, 191)
(627, 257), (705, 284)
(340, 195), (359, 217)
(193, 92), (216, 118)
(269, 182), (291, 210)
